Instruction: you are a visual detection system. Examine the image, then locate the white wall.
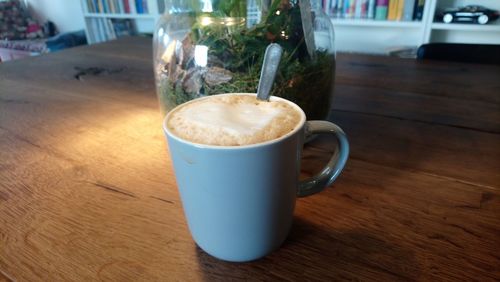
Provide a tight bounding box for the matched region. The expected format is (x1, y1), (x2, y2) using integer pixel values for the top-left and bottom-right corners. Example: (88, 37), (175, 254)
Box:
(25, 0), (85, 33)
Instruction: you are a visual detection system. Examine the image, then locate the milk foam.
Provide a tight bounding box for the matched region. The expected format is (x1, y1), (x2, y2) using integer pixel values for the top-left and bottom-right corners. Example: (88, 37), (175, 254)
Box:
(167, 94), (302, 146)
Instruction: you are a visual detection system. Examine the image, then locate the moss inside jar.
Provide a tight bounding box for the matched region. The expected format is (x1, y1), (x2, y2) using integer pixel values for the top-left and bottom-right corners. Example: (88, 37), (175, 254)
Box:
(154, 0), (335, 120)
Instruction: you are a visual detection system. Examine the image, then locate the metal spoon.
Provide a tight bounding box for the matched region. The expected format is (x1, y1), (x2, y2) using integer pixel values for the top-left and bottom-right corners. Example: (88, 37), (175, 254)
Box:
(256, 43), (283, 101)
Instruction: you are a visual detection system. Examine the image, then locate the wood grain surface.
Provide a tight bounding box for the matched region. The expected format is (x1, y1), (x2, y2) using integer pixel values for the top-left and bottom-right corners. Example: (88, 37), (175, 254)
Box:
(1, 37), (499, 281)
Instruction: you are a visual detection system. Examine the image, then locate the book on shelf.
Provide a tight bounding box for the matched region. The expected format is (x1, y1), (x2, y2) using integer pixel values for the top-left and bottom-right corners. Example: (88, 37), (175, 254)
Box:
(87, 0), (95, 13)
(399, 0), (409, 20)
(135, 0), (143, 13)
(367, 0), (375, 19)
(354, 0), (362, 18)
(387, 0), (398, 20)
(107, 19), (117, 39)
(95, 18), (104, 42)
(109, 0), (116, 14)
(347, 0), (356, 18)
(135, 0), (148, 14)
(96, 0), (104, 13)
(117, 0), (124, 14)
(123, 0), (130, 13)
(86, 0), (144, 14)
(322, 0), (330, 15)
(86, 19), (95, 42)
(102, 0), (109, 13)
(375, 0), (388, 20)
(403, 0), (416, 21)
(336, 0), (345, 18)
(395, 0), (405, 20)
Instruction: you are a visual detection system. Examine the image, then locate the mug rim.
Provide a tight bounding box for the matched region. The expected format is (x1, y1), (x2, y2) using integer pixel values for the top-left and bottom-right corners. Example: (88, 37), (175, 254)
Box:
(163, 93), (307, 150)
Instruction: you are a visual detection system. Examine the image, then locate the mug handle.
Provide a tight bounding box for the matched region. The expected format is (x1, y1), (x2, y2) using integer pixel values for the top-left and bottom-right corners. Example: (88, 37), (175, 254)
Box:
(298, 121), (349, 197)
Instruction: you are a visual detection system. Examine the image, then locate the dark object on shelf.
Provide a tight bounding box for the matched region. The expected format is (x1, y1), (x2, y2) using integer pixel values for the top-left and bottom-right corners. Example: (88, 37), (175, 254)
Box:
(112, 19), (136, 37)
(43, 21), (57, 37)
(436, 5), (499, 24)
(417, 43), (500, 65)
(413, 0), (426, 21)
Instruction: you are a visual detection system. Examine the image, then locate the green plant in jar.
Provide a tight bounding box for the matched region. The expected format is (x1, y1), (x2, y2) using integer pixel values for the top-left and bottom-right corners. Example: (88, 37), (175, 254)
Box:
(155, 0), (335, 120)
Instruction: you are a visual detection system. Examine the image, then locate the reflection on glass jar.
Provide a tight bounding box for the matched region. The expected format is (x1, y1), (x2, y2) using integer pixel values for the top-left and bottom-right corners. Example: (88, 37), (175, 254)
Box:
(153, 0), (335, 120)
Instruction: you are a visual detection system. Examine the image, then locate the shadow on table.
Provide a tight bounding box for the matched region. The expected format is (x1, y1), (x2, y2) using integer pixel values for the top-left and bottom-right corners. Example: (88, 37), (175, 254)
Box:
(194, 216), (420, 281)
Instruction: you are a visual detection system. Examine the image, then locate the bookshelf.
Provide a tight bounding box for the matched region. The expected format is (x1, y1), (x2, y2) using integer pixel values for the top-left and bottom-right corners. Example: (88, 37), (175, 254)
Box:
(81, 0), (163, 44)
(80, 0), (500, 54)
(330, 0), (500, 54)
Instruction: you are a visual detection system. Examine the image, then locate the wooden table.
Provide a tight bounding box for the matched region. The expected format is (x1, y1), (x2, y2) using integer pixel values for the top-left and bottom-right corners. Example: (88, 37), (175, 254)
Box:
(1, 37), (499, 281)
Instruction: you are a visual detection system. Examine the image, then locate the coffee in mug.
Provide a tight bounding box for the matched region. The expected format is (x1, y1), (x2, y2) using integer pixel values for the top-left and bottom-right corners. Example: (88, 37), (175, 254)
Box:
(166, 94), (302, 146)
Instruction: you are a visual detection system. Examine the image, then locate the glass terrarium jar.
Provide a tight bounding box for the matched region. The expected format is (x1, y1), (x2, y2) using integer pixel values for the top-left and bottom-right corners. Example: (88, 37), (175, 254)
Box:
(153, 0), (335, 120)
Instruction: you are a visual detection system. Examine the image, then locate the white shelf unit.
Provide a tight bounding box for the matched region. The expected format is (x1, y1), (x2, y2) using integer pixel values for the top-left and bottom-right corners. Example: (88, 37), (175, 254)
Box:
(431, 22), (500, 32)
(332, 21), (425, 54)
(80, 0), (500, 53)
(81, 0), (163, 44)
(333, 0), (500, 54)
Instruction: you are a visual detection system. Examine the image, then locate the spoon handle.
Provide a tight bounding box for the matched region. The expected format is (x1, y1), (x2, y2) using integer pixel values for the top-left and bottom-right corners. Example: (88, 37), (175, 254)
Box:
(256, 43), (283, 101)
